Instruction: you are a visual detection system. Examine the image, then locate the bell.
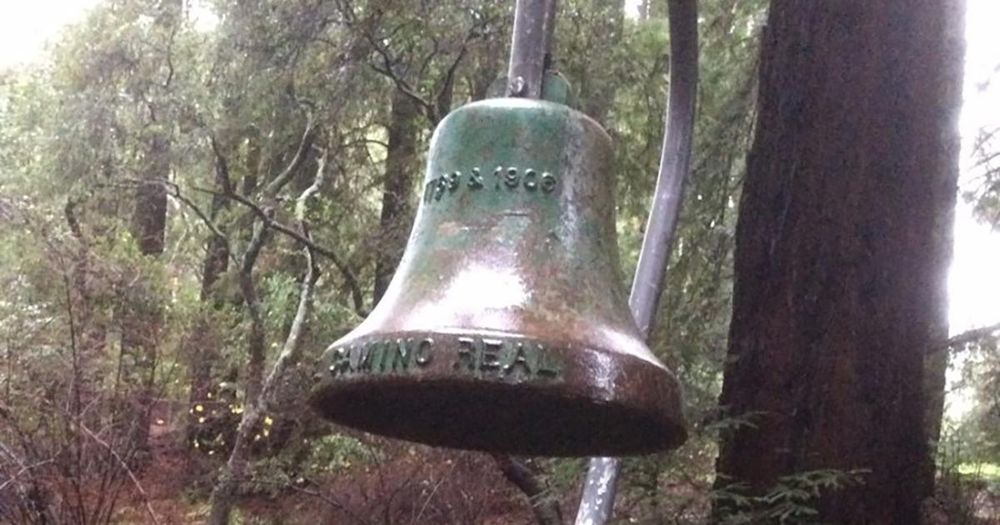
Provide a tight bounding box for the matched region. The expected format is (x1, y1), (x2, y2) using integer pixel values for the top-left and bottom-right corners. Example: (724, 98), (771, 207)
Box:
(309, 96), (686, 456)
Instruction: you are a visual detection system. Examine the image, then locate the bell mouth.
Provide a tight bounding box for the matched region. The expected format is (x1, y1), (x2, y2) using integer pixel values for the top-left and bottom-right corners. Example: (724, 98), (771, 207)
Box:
(308, 331), (686, 457)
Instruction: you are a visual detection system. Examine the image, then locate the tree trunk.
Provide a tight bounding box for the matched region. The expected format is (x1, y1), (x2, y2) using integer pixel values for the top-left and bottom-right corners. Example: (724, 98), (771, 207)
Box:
(187, 139), (233, 445)
(713, 1), (964, 523)
(470, 46), (504, 102)
(131, 135), (169, 255)
(208, 156), (324, 524)
(924, 349), (949, 449)
(121, 132), (170, 455)
(240, 222), (269, 405)
(373, 89), (420, 303)
(64, 200), (108, 429)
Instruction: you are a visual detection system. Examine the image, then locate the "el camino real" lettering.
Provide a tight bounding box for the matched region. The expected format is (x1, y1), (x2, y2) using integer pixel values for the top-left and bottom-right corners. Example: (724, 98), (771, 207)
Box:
(327, 336), (562, 381)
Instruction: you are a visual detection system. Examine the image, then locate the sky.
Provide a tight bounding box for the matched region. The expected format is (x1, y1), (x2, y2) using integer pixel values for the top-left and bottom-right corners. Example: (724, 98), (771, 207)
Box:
(951, 0), (1000, 335)
(1, 1), (998, 405)
(0, 0), (101, 69)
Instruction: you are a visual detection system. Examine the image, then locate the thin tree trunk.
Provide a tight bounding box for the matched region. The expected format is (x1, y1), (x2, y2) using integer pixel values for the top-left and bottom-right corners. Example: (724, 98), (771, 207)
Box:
(239, 222), (269, 405)
(373, 89), (420, 303)
(121, 133), (170, 455)
(206, 275), (317, 525)
(470, 46), (504, 102)
(713, 1), (965, 522)
(187, 138), (233, 444)
(208, 155), (326, 525)
(122, 0), (178, 458)
(64, 200), (107, 429)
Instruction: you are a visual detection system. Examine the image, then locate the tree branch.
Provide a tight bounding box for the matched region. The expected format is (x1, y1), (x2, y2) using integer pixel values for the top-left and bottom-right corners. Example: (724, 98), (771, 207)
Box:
(296, 148), (327, 225)
(78, 423), (160, 525)
(433, 18), (490, 121)
(127, 169), (367, 317)
(209, 178), (323, 524)
(933, 321), (1000, 354)
(262, 111), (318, 199)
(260, 242), (319, 411)
(190, 185), (368, 317)
(363, 28), (436, 121)
(492, 455), (562, 525)
(156, 180), (237, 267)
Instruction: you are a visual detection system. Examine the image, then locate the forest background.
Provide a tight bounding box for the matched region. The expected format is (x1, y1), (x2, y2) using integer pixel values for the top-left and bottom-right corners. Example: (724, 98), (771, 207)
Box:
(0, 0), (997, 523)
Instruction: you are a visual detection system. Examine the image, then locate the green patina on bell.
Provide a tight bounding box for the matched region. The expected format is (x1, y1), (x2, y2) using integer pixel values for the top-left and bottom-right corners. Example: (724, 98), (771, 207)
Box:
(308, 87), (686, 456)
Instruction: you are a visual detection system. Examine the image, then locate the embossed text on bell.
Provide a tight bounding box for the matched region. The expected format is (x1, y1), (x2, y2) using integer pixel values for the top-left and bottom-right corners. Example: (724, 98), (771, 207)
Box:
(308, 97), (687, 456)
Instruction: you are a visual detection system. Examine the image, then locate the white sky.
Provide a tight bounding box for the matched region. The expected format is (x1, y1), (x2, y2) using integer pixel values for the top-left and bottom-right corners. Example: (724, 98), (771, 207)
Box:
(0, 0), (101, 69)
(1, 1), (998, 410)
(952, 0), (1000, 335)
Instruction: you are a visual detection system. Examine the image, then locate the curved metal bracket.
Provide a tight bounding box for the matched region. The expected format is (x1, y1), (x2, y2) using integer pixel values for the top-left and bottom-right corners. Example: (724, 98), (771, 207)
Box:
(574, 0), (699, 523)
(504, 0), (699, 521)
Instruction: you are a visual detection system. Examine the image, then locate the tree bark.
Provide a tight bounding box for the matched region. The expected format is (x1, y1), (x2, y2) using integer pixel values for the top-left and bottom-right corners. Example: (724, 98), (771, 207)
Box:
(373, 89), (420, 303)
(239, 221), (269, 405)
(207, 156), (326, 525)
(923, 348), (949, 450)
(713, 1), (965, 522)
(121, 132), (170, 455)
(187, 138), (234, 445)
(130, 137), (169, 255)
(207, 249), (317, 525)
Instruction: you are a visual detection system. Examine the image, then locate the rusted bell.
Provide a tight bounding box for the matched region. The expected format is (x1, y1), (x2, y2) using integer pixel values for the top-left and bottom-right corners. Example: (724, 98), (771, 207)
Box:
(309, 96), (686, 456)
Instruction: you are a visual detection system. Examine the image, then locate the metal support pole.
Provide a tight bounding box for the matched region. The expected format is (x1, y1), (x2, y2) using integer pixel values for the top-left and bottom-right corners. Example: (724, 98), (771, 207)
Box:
(507, 0), (558, 98)
(574, 0), (699, 523)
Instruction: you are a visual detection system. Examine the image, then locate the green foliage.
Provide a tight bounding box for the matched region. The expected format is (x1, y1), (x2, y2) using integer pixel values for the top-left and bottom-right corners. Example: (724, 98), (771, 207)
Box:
(945, 335), (1000, 464)
(304, 434), (381, 474)
(234, 434), (376, 500)
(933, 427), (1000, 524)
(0, 0), (891, 522)
(713, 469), (868, 525)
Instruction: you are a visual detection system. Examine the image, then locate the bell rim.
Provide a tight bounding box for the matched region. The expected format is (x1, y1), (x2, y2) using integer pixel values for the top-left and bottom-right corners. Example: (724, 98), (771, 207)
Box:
(308, 330), (687, 457)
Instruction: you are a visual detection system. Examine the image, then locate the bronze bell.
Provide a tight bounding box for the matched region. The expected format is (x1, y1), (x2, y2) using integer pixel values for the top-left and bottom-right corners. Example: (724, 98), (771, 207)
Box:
(309, 96), (686, 456)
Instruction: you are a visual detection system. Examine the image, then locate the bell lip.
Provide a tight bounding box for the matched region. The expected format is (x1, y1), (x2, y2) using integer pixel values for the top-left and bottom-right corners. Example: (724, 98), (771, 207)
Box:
(308, 330), (688, 457)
